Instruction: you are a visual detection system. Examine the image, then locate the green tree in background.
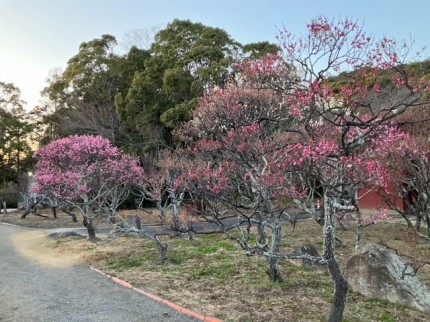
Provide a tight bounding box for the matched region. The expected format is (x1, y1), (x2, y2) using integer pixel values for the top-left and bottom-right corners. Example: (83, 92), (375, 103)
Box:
(42, 35), (153, 152)
(0, 82), (33, 188)
(242, 41), (280, 59)
(116, 19), (241, 144)
(39, 20), (278, 155)
(42, 35), (122, 142)
(42, 35), (147, 146)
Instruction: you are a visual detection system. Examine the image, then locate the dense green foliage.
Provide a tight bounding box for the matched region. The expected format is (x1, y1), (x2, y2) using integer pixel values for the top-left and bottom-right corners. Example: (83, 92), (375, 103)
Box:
(115, 19), (241, 151)
(41, 35), (148, 148)
(0, 82), (33, 185)
(38, 19), (279, 155)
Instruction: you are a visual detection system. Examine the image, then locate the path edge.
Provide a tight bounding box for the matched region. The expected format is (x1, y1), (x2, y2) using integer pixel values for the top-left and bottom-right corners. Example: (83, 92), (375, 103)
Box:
(90, 266), (222, 322)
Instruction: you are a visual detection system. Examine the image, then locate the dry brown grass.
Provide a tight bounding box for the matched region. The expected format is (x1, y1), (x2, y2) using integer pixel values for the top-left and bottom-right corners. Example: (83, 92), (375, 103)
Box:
(2, 210), (430, 321)
(10, 230), (88, 268)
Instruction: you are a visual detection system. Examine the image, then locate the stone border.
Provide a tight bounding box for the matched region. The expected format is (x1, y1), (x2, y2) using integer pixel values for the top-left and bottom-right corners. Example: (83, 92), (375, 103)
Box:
(90, 266), (222, 322)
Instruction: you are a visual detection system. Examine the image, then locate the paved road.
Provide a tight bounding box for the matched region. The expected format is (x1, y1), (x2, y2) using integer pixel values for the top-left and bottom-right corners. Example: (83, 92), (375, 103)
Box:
(48, 212), (315, 238)
(0, 224), (199, 322)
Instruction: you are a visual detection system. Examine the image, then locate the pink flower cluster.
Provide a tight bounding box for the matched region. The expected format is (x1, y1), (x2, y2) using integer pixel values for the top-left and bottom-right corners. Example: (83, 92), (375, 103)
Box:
(371, 208), (392, 224)
(32, 135), (145, 202)
(175, 16), (430, 221)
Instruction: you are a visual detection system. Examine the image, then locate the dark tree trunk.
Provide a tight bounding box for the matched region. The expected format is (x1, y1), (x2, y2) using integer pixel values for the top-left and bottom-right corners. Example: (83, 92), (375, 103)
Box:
(326, 257), (349, 322)
(84, 217), (97, 242)
(267, 257), (283, 282)
(71, 213), (78, 223)
(21, 200), (35, 219)
(52, 207), (57, 218)
(156, 200), (167, 223)
(257, 222), (267, 245)
(415, 215), (421, 231)
(153, 235), (169, 262)
(324, 195), (348, 322)
(62, 207), (78, 222)
(159, 243), (169, 262)
(171, 196), (184, 232)
(21, 207), (36, 218)
(187, 231), (194, 242)
(267, 220), (283, 283)
(425, 213), (430, 238)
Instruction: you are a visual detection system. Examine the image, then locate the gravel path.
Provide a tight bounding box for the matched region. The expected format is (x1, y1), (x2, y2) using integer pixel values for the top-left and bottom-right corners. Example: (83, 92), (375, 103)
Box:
(0, 224), (199, 322)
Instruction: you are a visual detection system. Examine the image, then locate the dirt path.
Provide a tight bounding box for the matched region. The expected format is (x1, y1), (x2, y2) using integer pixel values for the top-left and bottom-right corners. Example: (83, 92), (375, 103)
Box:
(9, 230), (83, 268)
(0, 223), (199, 322)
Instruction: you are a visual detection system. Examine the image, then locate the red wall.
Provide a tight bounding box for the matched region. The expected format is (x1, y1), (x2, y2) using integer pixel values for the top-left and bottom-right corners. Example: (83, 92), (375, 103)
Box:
(359, 183), (404, 210)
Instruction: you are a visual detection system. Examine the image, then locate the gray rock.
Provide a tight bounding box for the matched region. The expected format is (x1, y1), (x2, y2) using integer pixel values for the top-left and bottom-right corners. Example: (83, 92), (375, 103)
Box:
(291, 244), (321, 266)
(47, 231), (86, 239)
(346, 243), (430, 312)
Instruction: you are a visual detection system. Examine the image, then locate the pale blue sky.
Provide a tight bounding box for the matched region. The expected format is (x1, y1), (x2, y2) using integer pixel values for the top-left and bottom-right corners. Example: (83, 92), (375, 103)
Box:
(1, 0), (429, 110)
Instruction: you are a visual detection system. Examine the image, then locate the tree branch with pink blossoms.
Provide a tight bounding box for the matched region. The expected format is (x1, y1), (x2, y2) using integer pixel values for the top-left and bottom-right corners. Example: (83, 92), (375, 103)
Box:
(178, 16), (430, 322)
(32, 135), (145, 241)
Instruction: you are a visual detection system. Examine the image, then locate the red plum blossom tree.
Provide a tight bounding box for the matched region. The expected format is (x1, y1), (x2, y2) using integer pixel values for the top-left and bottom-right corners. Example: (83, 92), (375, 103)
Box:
(179, 16), (429, 322)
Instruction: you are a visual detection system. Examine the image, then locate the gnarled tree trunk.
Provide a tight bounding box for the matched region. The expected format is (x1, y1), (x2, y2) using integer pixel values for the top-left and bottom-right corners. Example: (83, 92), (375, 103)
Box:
(267, 220), (283, 282)
(83, 217), (97, 242)
(324, 194), (348, 322)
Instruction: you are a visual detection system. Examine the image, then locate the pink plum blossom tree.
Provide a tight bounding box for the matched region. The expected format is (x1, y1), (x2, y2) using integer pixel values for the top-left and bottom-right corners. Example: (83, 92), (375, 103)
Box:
(178, 16), (430, 322)
(32, 135), (145, 241)
(139, 148), (193, 234)
(379, 132), (430, 239)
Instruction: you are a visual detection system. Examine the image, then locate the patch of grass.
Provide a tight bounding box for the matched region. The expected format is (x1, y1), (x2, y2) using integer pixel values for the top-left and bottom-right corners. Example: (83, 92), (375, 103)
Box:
(192, 261), (238, 281)
(378, 312), (397, 322)
(105, 254), (157, 271)
(52, 239), (67, 247)
(190, 240), (237, 256)
(363, 298), (405, 311)
(168, 252), (186, 265)
(316, 283), (334, 303)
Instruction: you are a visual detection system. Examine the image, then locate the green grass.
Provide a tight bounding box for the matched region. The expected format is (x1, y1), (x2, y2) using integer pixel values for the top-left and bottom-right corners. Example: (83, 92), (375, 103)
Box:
(105, 253), (157, 270)
(60, 218), (430, 321)
(192, 261), (238, 280)
(194, 241), (237, 254)
(378, 312), (397, 322)
(167, 252), (186, 264)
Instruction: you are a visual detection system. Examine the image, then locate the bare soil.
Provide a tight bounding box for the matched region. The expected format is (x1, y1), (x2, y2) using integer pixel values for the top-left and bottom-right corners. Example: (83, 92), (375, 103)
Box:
(10, 230), (84, 268)
(1, 209), (429, 321)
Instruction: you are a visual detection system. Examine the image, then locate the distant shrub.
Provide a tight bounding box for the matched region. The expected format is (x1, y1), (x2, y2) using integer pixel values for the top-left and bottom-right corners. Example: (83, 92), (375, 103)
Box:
(0, 183), (20, 208)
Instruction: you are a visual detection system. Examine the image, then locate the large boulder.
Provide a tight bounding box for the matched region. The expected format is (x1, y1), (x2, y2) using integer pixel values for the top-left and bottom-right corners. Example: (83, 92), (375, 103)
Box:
(345, 243), (430, 312)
